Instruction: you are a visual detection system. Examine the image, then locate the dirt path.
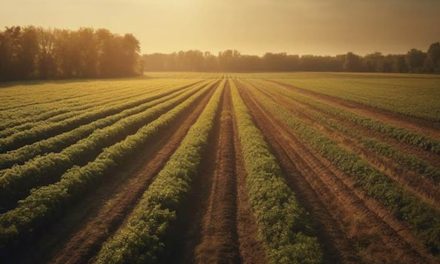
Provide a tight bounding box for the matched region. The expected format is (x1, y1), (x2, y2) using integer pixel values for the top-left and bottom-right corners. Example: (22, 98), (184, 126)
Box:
(267, 80), (440, 140)
(238, 82), (437, 264)
(252, 84), (440, 207)
(9, 82), (217, 264)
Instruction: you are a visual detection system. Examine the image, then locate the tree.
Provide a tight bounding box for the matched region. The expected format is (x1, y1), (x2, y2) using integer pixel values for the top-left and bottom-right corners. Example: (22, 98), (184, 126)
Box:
(405, 49), (426, 73)
(425, 42), (440, 73)
(218, 50), (241, 71)
(0, 27), (22, 80)
(365, 52), (385, 72)
(1, 25), (438, 80)
(0, 26), (141, 80)
(343, 52), (364, 72)
(121, 33), (140, 75)
(77, 28), (98, 77)
(37, 28), (56, 79)
(18, 26), (39, 78)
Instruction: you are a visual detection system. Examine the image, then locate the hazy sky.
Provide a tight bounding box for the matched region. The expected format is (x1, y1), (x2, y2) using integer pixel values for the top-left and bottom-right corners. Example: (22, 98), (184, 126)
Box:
(1, 0), (440, 55)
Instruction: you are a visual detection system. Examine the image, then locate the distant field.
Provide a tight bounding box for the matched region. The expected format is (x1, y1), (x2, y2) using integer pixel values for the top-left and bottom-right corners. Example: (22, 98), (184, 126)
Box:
(241, 72), (440, 122)
(0, 73), (439, 264)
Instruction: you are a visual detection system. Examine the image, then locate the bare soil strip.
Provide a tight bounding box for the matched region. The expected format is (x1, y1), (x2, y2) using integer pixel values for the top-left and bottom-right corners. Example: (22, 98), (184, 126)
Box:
(238, 83), (359, 264)
(161, 86), (225, 264)
(261, 81), (440, 167)
(268, 80), (440, 139)
(254, 85), (440, 207)
(193, 84), (241, 263)
(50, 88), (215, 264)
(232, 92), (267, 264)
(238, 83), (437, 264)
(8, 83), (216, 264)
(165, 83), (265, 264)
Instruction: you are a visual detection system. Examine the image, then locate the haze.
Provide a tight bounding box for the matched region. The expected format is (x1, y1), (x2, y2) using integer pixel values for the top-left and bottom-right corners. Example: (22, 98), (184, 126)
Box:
(1, 0), (439, 55)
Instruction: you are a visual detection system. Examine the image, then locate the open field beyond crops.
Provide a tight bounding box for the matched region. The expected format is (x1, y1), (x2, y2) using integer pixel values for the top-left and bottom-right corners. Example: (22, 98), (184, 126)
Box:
(0, 72), (439, 264)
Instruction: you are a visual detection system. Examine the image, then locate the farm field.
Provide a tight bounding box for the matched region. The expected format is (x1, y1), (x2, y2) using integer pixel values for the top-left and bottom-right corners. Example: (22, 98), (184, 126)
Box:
(0, 72), (439, 264)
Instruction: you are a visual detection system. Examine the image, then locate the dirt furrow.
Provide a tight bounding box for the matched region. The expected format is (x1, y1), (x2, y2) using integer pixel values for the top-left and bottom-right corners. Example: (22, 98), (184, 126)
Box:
(238, 84), (360, 264)
(260, 80), (440, 168)
(161, 84), (224, 264)
(233, 114), (267, 264)
(238, 83), (436, 264)
(253, 85), (440, 207)
(50, 88), (215, 264)
(8, 83), (216, 264)
(193, 84), (241, 263)
(267, 80), (440, 138)
(165, 82), (265, 264)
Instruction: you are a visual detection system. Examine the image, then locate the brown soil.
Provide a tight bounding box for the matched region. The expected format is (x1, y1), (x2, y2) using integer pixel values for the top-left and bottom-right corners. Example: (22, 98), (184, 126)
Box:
(193, 84), (240, 263)
(161, 83), (226, 264)
(232, 94), (267, 263)
(50, 87), (215, 264)
(267, 80), (440, 139)
(165, 82), (266, 264)
(261, 80), (440, 167)
(237, 82), (360, 264)
(237, 81), (437, 264)
(252, 84), (440, 207)
(8, 81), (217, 264)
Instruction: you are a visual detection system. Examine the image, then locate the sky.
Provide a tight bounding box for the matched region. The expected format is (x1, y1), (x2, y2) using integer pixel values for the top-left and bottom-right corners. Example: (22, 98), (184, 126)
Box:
(1, 0), (440, 55)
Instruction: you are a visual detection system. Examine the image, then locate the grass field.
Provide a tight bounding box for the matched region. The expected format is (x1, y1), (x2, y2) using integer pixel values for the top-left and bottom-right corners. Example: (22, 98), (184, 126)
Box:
(0, 72), (439, 264)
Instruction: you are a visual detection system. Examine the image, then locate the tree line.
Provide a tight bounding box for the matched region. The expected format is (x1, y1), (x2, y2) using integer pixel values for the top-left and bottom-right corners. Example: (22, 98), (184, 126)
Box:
(142, 42), (440, 73)
(0, 26), (141, 81)
(1, 25), (439, 80)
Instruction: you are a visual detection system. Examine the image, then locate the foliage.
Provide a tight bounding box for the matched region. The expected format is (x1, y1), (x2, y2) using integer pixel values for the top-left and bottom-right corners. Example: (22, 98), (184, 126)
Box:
(0, 26), (141, 81)
(231, 81), (322, 264)
(0, 84), (212, 245)
(261, 78), (440, 147)
(0, 82), (198, 170)
(257, 80), (440, 183)
(250, 84), (440, 255)
(142, 42), (440, 73)
(94, 80), (224, 264)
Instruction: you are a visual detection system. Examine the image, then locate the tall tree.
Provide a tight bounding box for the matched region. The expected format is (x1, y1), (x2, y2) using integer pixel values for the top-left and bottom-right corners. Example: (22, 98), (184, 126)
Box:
(18, 26), (39, 79)
(343, 52), (364, 72)
(37, 28), (56, 79)
(425, 42), (440, 73)
(77, 28), (98, 77)
(405, 49), (426, 73)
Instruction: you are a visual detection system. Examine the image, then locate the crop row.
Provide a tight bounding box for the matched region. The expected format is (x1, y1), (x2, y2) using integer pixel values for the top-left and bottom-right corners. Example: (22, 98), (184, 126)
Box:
(0, 81), (180, 139)
(0, 82), (212, 211)
(0, 82), (102, 109)
(248, 82), (440, 255)
(0, 80), (216, 250)
(0, 79), (196, 130)
(257, 80), (440, 155)
(272, 77), (440, 122)
(1, 79), (197, 127)
(231, 81), (322, 263)
(310, 105), (440, 184)
(0, 78), (158, 110)
(0, 82), (136, 121)
(0, 81), (203, 153)
(0, 83), (206, 170)
(0, 85), (168, 138)
(0, 89), (90, 111)
(94, 80), (224, 264)
(258, 84), (440, 185)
